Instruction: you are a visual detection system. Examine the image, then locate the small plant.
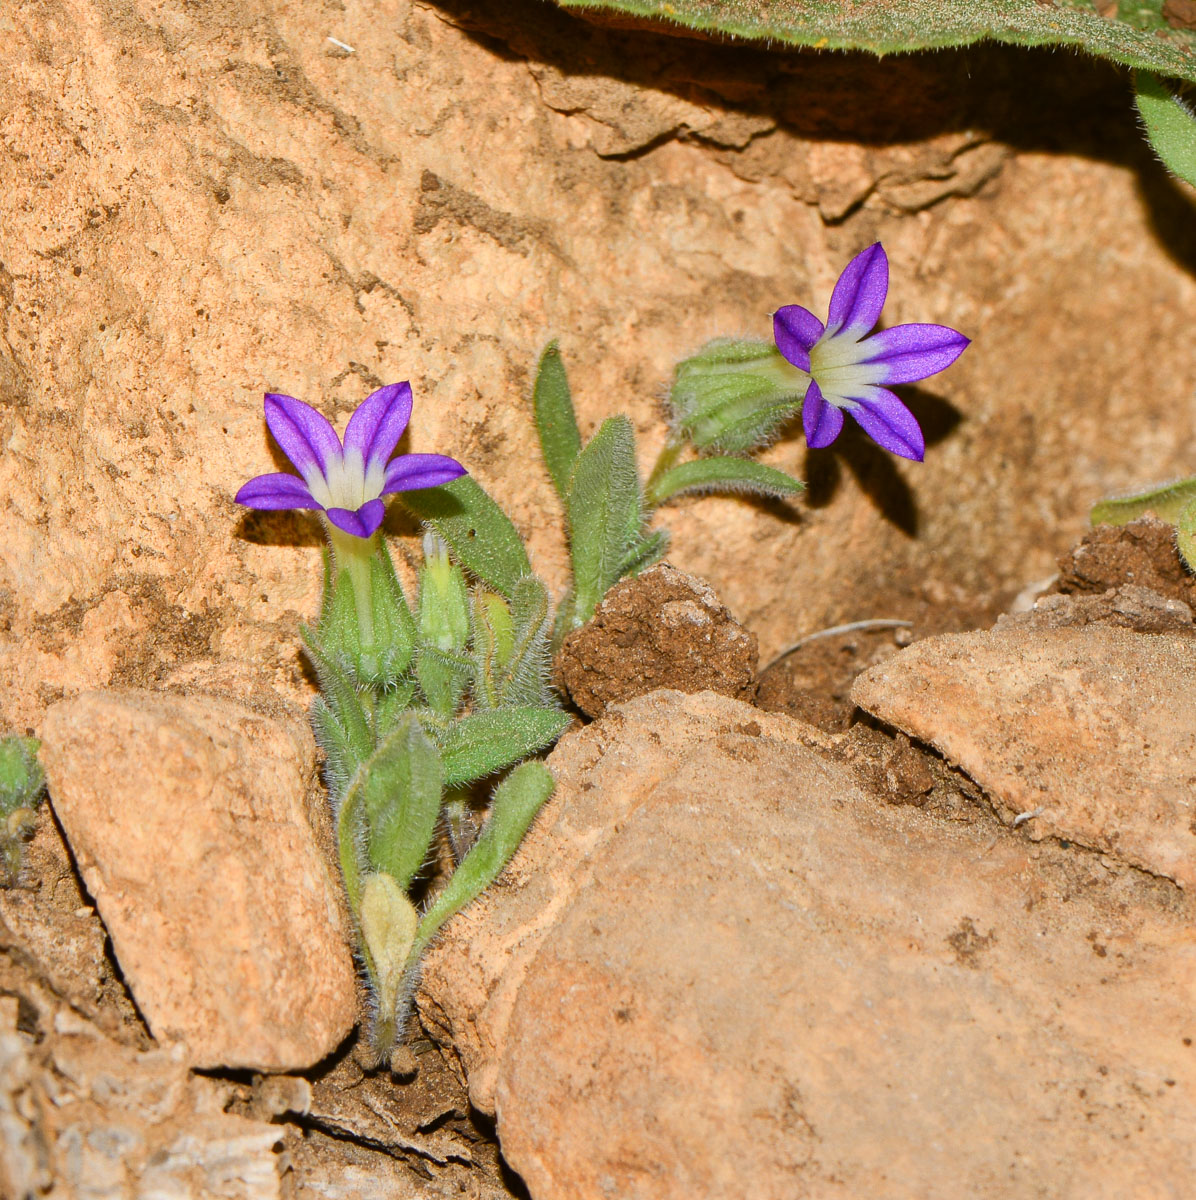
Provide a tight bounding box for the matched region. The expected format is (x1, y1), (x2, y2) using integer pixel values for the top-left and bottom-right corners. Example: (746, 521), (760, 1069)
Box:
(0, 736), (45, 886)
(236, 384), (565, 1055)
(233, 245), (970, 1054)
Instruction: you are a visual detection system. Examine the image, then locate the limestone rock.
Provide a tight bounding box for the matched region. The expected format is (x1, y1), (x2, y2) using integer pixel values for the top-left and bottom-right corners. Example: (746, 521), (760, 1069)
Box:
(5, 7), (1196, 738)
(852, 625), (1196, 888)
(40, 691), (356, 1071)
(418, 690), (1196, 1198)
(555, 564), (757, 717)
(0, 1006), (284, 1200)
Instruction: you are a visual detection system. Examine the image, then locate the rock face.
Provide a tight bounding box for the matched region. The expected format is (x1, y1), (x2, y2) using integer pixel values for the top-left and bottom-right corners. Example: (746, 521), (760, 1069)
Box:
(5, 4), (1196, 738)
(418, 690), (1196, 1199)
(555, 564), (757, 716)
(852, 624), (1196, 889)
(40, 691), (356, 1071)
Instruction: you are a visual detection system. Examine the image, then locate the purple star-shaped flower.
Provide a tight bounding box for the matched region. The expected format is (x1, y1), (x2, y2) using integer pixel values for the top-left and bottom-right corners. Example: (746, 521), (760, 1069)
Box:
(773, 244), (970, 461)
(235, 382), (466, 538)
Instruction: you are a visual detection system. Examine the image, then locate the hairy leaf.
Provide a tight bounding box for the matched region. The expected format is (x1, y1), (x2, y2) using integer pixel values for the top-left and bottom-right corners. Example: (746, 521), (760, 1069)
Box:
(648, 456), (805, 505)
(436, 707), (570, 787)
(1090, 474), (1196, 526)
(1176, 496), (1196, 573)
(552, 0), (1196, 81)
(1135, 70), (1196, 186)
(404, 475), (532, 598)
(533, 341), (583, 502)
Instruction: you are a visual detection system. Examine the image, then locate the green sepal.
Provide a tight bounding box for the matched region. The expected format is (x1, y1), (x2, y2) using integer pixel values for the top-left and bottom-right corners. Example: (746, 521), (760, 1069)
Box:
(1176, 497), (1196, 574)
(533, 340), (583, 503)
(1091, 474), (1196, 527)
(567, 415), (644, 629)
(410, 761), (554, 956)
(436, 707), (570, 788)
(415, 647), (472, 719)
(368, 547), (418, 681)
(1135, 72), (1196, 188)
(403, 476), (531, 598)
(647, 457), (805, 506)
(359, 715), (444, 892)
(670, 339), (807, 455)
(372, 683), (418, 746)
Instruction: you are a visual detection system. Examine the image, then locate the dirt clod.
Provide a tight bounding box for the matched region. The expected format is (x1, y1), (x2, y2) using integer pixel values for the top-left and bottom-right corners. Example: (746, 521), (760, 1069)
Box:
(555, 565), (757, 718)
(1055, 516), (1196, 609)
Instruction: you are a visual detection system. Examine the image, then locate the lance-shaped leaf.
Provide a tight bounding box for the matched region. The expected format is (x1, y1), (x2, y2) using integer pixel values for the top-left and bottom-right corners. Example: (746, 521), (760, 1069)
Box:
(1135, 71), (1196, 187)
(302, 631), (373, 796)
(550, 1), (1196, 81)
(1091, 474), (1196, 527)
(646, 457), (805, 507)
(533, 341), (582, 502)
(358, 872), (419, 1052)
(410, 761), (555, 967)
(403, 476), (531, 599)
(359, 716), (444, 891)
(472, 576), (554, 710)
(568, 415), (644, 628)
(436, 707), (570, 787)
(1177, 496), (1196, 574)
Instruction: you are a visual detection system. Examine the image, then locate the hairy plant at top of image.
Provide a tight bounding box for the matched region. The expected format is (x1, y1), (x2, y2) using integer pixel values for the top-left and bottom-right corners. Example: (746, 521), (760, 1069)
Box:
(234, 244), (971, 1057)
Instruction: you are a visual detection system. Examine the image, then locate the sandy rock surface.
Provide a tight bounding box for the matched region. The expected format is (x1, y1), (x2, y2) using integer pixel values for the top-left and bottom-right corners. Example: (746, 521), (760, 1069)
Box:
(556, 563), (757, 716)
(418, 690), (1196, 1199)
(40, 690), (356, 1071)
(4, 2), (1196, 736)
(852, 624), (1196, 888)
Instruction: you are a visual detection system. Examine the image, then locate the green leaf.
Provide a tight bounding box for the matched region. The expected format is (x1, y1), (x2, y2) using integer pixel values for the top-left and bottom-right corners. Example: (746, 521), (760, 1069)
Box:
(358, 716), (444, 892)
(358, 872), (419, 1049)
(1176, 496), (1196, 573)
(410, 761), (555, 960)
(533, 341), (583, 503)
(403, 476), (532, 598)
(647, 457), (805, 506)
(302, 631), (374, 780)
(1135, 71), (1196, 187)
(551, 1), (1196, 81)
(567, 415), (644, 627)
(471, 576), (556, 710)
(617, 528), (670, 578)
(1090, 474), (1196, 526)
(436, 707), (570, 787)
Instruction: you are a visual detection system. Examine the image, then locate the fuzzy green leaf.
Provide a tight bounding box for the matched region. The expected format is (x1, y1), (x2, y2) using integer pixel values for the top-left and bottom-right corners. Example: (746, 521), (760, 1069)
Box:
(302, 631), (374, 785)
(552, 1), (1196, 81)
(359, 716), (444, 891)
(472, 576), (555, 710)
(568, 415), (644, 627)
(1090, 474), (1196, 527)
(534, 341), (583, 503)
(411, 761), (555, 959)
(647, 457), (805, 506)
(1135, 71), (1196, 187)
(436, 707), (570, 787)
(403, 476), (532, 598)
(1176, 496), (1196, 573)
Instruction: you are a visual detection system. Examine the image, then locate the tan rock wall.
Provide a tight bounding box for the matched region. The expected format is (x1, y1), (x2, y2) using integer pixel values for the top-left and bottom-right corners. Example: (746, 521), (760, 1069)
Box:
(2, 1), (1195, 728)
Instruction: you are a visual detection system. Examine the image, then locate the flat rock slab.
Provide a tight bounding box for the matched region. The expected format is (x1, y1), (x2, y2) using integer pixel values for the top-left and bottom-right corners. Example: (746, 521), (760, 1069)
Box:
(41, 691), (356, 1071)
(852, 625), (1196, 888)
(419, 691), (1196, 1199)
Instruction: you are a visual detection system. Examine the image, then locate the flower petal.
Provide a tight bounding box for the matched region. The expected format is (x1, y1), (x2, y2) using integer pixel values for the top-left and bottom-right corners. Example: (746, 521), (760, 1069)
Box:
(848, 388), (925, 461)
(827, 243), (888, 336)
(861, 324), (970, 385)
(234, 473), (322, 510)
(773, 305), (824, 371)
(264, 393), (342, 479)
(326, 499), (387, 539)
(343, 382), (414, 470)
(802, 380), (845, 449)
(382, 453), (467, 493)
